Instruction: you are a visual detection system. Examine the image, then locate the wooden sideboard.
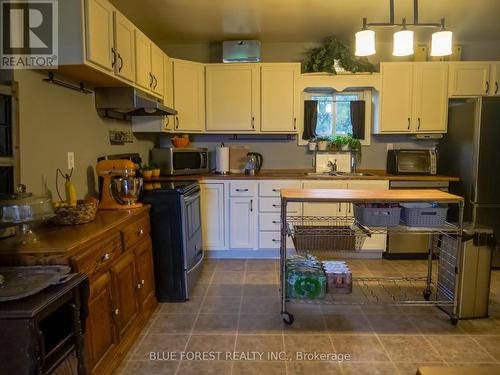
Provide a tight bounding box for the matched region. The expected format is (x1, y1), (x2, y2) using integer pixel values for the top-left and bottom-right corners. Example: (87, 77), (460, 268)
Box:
(0, 206), (157, 375)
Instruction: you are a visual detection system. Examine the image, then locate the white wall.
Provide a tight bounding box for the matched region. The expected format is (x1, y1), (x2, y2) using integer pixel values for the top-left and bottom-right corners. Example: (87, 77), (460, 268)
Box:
(13, 70), (155, 199)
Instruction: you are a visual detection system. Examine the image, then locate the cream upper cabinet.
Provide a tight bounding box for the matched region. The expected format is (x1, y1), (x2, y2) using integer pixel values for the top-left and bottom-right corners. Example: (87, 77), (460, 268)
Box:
(85, 0), (114, 71)
(489, 62), (500, 96)
(205, 64), (260, 132)
(134, 30), (153, 91)
(413, 63), (448, 133)
(379, 63), (414, 133)
(448, 62), (490, 97)
(172, 59), (206, 132)
(113, 11), (135, 83)
(163, 55), (174, 110)
(260, 63), (299, 132)
(151, 45), (165, 96)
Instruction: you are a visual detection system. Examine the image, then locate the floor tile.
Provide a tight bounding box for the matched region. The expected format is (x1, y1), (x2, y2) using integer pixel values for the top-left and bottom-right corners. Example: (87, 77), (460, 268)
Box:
(216, 259), (246, 271)
(458, 318), (500, 335)
(245, 271), (279, 285)
(205, 284), (243, 296)
(340, 361), (399, 375)
(212, 271), (245, 285)
(283, 314), (327, 334)
(232, 361), (286, 375)
(197, 271), (214, 285)
(286, 361), (342, 375)
(426, 335), (494, 363)
(331, 334), (390, 362)
(366, 314), (420, 334)
(472, 335), (500, 361)
(241, 296), (281, 314)
(159, 297), (203, 314)
(200, 296), (241, 314)
(323, 314), (374, 334)
(235, 334), (284, 354)
(177, 360), (232, 375)
(192, 313), (239, 334)
(130, 334), (189, 360)
(243, 284), (280, 296)
(148, 314), (197, 334)
(246, 259), (277, 271)
(118, 360), (179, 375)
(185, 334), (236, 357)
(202, 259), (218, 271)
(283, 335), (333, 359)
(238, 314), (284, 334)
(409, 314), (465, 335)
(378, 335), (443, 362)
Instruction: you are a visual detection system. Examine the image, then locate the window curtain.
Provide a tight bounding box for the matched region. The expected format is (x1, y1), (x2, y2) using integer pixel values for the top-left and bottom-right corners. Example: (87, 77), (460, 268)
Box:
(302, 100), (318, 140)
(350, 100), (365, 140)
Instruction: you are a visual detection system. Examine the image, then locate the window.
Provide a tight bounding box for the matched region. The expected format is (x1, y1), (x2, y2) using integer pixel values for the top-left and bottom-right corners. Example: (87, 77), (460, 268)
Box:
(311, 92), (362, 137)
(0, 84), (18, 198)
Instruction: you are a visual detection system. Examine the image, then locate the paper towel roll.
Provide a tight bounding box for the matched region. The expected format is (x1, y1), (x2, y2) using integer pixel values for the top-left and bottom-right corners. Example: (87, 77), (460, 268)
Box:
(216, 146), (230, 174)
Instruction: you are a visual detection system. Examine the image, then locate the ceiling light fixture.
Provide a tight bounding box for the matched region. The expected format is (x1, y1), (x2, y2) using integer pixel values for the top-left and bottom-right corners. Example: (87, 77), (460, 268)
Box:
(355, 0), (452, 57)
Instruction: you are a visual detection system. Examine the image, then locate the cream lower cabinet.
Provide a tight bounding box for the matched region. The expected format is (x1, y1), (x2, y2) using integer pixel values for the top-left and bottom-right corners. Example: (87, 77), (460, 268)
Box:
(346, 180), (389, 252)
(200, 183), (226, 250)
(302, 181), (348, 216)
(229, 182), (258, 249)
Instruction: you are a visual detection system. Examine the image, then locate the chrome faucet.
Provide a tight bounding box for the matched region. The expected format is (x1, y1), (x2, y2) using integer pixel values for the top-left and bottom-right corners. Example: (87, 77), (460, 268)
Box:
(327, 159), (338, 174)
(351, 151), (358, 173)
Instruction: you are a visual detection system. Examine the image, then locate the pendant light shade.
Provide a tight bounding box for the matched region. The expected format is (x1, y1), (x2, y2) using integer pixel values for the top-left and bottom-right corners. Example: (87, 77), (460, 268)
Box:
(393, 29), (414, 56)
(431, 30), (452, 56)
(355, 29), (376, 56)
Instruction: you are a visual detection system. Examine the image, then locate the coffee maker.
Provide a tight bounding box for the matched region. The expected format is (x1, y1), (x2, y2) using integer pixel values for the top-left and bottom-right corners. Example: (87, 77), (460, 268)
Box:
(96, 159), (143, 210)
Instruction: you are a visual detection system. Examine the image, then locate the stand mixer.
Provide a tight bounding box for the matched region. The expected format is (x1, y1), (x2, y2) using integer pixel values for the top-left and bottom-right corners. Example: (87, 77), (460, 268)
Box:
(96, 160), (143, 210)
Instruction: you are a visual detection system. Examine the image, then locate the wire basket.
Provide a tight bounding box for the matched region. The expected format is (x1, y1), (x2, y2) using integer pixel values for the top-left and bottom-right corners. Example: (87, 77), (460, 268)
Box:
(287, 216), (368, 253)
(52, 200), (98, 225)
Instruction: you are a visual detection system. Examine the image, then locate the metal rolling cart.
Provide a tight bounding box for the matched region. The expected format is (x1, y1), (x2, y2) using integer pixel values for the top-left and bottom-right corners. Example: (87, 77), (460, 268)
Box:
(279, 188), (464, 326)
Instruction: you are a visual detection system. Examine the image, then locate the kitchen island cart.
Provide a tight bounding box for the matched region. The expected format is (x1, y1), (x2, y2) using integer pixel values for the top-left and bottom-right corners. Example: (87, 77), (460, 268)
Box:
(279, 189), (464, 325)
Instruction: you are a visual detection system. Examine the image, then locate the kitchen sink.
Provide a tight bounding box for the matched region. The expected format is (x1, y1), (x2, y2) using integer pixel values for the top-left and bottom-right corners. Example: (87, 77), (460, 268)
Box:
(304, 172), (375, 177)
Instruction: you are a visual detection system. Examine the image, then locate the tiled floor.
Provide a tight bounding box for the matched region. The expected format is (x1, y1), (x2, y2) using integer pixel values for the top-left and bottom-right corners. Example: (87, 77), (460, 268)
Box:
(118, 259), (500, 375)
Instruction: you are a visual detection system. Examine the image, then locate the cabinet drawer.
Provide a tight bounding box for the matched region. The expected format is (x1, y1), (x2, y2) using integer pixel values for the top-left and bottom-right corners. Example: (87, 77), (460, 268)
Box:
(72, 233), (122, 276)
(230, 182), (257, 197)
(259, 181), (301, 197)
(259, 213), (281, 231)
(121, 214), (150, 250)
(259, 231), (294, 249)
(259, 197), (300, 213)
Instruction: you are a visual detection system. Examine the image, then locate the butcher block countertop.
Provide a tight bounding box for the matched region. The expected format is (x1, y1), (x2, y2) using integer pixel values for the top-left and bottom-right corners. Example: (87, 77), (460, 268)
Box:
(281, 188), (464, 203)
(149, 169), (459, 182)
(0, 205), (150, 256)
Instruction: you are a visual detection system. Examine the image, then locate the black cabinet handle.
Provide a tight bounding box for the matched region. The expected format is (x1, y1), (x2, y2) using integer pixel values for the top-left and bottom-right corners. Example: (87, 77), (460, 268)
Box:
(250, 199), (253, 212)
(153, 75), (158, 89)
(486, 81), (490, 94)
(495, 82), (499, 95)
(149, 72), (154, 87)
(111, 48), (116, 68)
(272, 220), (280, 224)
(272, 239), (280, 242)
(272, 204), (281, 208)
(407, 118), (411, 130)
(175, 116), (179, 129)
(417, 117), (421, 130)
(293, 118), (297, 130)
(251, 117), (255, 129)
(272, 189), (280, 192)
(118, 54), (123, 72)
(236, 188), (249, 192)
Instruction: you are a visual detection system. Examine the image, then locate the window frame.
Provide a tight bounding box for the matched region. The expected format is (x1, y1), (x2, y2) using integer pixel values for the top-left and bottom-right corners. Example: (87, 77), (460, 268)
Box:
(0, 83), (20, 195)
(298, 89), (372, 146)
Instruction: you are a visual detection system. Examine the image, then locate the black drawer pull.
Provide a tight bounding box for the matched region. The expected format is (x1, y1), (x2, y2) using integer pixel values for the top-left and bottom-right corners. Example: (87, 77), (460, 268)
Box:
(272, 204), (281, 208)
(235, 188), (249, 192)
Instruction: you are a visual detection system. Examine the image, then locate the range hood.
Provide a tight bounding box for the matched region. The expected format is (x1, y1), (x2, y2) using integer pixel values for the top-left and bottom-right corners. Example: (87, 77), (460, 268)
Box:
(95, 87), (177, 120)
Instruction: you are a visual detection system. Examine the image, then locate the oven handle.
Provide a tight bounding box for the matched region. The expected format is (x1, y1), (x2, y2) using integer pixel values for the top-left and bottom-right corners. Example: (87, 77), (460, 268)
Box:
(200, 152), (207, 169)
(183, 188), (201, 204)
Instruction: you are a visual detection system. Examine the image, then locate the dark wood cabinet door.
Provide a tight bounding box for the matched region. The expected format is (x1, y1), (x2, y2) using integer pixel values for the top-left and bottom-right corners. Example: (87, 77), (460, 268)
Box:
(134, 238), (156, 311)
(86, 272), (116, 372)
(110, 252), (139, 339)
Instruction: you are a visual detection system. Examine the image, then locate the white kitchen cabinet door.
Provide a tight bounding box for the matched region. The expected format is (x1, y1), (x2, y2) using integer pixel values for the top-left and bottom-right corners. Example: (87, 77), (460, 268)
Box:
(151, 44), (164, 96)
(164, 55), (174, 110)
(302, 181), (348, 216)
(448, 62), (490, 97)
(379, 63), (413, 133)
(489, 62), (500, 96)
(229, 198), (256, 249)
(413, 64), (448, 133)
(134, 30), (152, 91)
(205, 64), (260, 131)
(172, 59), (205, 132)
(85, 0), (114, 71)
(200, 184), (226, 250)
(113, 11), (135, 82)
(347, 180), (389, 252)
(261, 64), (299, 132)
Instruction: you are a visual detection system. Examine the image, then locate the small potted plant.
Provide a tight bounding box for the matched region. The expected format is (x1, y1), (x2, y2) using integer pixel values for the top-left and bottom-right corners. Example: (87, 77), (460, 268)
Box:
(348, 136), (362, 163)
(151, 163), (161, 178)
(307, 138), (317, 151)
(334, 135), (351, 151)
(315, 136), (331, 151)
(141, 164), (153, 179)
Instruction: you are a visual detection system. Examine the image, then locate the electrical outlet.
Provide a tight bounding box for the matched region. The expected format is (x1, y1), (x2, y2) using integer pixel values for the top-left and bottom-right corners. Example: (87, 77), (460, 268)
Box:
(67, 152), (75, 170)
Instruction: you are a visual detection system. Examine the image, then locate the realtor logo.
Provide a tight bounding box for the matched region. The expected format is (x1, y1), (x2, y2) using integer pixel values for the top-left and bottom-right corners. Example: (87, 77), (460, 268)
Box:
(1, 0), (58, 69)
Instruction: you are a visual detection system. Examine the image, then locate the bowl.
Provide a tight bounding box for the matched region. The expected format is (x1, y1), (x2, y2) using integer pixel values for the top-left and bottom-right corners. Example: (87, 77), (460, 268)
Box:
(109, 177), (143, 206)
(171, 137), (190, 148)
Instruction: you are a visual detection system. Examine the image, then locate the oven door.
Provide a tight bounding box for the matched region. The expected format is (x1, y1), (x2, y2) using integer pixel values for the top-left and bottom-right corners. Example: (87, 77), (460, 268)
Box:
(172, 150), (208, 175)
(396, 151), (432, 175)
(181, 186), (203, 271)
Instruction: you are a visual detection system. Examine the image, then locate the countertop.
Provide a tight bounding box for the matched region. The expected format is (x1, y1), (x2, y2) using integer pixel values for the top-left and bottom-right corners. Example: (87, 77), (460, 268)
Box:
(0, 205), (150, 256)
(146, 169), (459, 182)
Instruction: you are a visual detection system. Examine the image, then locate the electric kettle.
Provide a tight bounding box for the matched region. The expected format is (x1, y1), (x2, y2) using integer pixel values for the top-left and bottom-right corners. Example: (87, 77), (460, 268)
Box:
(245, 152), (263, 175)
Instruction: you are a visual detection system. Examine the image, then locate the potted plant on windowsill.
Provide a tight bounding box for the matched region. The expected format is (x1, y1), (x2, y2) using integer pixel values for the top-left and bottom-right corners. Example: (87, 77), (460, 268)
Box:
(334, 135), (351, 151)
(141, 164), (153, 180)
(307, 139), (317, 151)
(315, 136), (331, 151)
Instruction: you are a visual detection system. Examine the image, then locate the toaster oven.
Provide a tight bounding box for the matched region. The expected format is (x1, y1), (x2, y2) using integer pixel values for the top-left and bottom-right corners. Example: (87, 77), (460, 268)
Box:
(151, 147), (209, 175)
(387, 149), (438, 175)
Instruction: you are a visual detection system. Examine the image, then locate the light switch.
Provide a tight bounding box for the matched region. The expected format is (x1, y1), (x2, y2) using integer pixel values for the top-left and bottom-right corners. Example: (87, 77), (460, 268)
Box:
(67, 152), (75, 170)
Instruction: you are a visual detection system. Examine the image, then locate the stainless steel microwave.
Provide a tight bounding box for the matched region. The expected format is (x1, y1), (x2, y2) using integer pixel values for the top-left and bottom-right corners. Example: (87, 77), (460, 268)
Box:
(387, 149), (438, 175)
(151, 147), (209, 175)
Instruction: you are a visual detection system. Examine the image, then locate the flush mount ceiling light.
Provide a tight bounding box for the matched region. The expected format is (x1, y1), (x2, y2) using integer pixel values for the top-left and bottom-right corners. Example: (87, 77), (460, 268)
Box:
(355, 0), (452, 57)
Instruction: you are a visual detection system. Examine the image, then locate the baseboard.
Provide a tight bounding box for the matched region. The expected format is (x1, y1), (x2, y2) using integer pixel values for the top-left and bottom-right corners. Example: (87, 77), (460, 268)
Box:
(383, 252), (429, 260)
(205, 249), (384, 259)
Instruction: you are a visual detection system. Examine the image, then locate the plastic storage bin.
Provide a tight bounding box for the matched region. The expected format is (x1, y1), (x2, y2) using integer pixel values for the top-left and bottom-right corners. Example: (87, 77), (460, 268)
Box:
(401, 203), (448, 227)
(353, 204), (401, 227)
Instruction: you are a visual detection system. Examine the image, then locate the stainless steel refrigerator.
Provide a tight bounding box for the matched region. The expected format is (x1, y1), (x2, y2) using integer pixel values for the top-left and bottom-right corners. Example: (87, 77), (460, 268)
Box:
(439, 97), (500, 266)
